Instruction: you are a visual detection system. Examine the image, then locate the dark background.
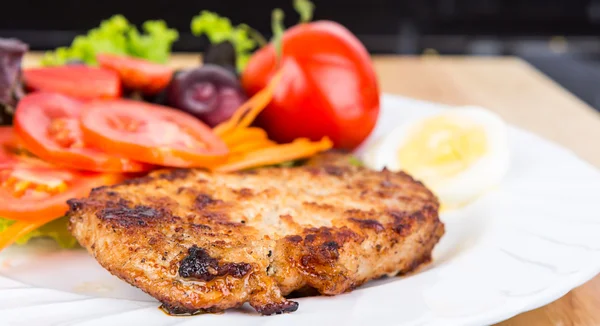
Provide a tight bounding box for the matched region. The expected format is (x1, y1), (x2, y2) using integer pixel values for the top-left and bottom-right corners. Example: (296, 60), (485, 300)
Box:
(2, 0), (600, 110)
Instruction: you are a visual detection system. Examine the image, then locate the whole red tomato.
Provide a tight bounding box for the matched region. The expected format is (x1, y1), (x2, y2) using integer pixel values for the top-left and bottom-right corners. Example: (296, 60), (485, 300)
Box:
(241, 21), (380, 150)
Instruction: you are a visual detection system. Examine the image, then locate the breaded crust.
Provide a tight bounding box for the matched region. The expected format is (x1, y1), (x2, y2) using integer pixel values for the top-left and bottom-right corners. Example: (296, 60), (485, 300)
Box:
(67, 153), (444, 315)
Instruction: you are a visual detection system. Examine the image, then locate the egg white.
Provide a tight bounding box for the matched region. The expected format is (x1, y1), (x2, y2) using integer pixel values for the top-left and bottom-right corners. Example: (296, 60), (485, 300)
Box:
(362, 106), (510, 208)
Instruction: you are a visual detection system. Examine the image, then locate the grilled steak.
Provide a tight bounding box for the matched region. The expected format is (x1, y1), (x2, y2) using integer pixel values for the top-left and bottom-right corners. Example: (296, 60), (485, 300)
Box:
(67, 152), (444, 315)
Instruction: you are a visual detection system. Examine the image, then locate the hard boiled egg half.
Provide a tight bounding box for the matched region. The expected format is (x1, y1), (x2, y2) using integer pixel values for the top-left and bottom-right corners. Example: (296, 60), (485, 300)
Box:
(362, 106), (510, 208)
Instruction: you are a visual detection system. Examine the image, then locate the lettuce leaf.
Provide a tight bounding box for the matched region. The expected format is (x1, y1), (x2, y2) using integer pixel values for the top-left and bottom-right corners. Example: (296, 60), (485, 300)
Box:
(127, 20), (179, 64)
(191, 11), (258, 71)
(41, 15), (178, 66)
(0, 217), (78, 248)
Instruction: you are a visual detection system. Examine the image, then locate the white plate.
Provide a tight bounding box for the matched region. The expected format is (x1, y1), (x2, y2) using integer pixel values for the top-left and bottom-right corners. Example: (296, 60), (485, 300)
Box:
(1, 94), (600, 326)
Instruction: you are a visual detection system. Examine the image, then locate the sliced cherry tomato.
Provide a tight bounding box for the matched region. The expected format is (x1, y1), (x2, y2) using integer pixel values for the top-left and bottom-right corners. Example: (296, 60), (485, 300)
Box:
(23, 66), (121, 100)
(80, 99), (229, 168)
(0, 126), (124, 222)
(97, 54), (173, 95)
(14, 92), (152, 172)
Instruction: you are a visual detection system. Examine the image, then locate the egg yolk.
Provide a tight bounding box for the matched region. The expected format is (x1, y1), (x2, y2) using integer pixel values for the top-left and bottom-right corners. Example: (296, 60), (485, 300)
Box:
(397, 116), (487, 184)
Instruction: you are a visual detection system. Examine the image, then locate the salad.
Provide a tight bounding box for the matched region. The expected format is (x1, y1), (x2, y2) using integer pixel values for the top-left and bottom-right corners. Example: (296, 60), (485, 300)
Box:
(0, 1), (381, 250)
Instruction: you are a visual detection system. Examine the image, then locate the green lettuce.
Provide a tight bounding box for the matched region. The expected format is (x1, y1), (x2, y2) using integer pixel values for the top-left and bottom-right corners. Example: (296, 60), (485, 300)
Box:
(0, 217), (78, 248)
(127, 20), (179, 63)
(41, 15), (178, 66)
(191, 11), (260, 71)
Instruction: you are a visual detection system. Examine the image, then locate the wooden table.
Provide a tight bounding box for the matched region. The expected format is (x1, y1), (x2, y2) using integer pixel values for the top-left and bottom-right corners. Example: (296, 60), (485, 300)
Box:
(23, 53), (600, 325)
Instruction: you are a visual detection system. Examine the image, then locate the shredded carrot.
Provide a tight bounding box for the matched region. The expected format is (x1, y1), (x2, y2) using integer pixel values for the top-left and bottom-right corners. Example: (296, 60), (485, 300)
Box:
(229, 139), (277, 155)
(213, 98), (256, 137)
(213, 137), (333, 173)
(211, 70), (332, 172)
(221, 127), (269, 148)
(234, 73), (281, 130)
(214, 71), (282, 137)
(0, 217), (56, 251)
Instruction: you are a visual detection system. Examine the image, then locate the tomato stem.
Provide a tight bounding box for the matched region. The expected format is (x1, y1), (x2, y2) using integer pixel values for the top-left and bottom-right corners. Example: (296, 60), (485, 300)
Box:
(294, 0), (315, 23)
(271, 8), (285, 66)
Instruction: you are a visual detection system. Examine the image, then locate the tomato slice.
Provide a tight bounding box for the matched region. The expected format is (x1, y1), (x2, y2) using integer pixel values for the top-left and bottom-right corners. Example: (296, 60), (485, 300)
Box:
(23, 66), (121, 100)
(14, 92), (152, 172)
(0, 127), (22, 164)
(0, 161), (123, 221)
(97, 54), (173, 95)
(0, 127), (124, 222)
(80, 99), (229, 168)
